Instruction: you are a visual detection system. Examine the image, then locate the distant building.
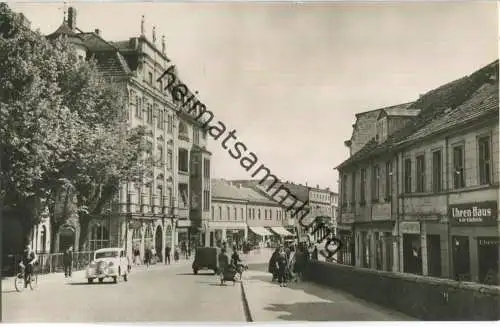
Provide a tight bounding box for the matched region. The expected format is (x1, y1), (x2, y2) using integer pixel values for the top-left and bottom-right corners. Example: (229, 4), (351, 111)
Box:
(210, 179), (289, 248)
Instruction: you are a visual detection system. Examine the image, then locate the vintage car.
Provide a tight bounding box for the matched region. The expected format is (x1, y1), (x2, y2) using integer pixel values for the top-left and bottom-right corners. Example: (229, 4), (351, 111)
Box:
(192, 247), (220, 275)
(86, 247), (129, 284)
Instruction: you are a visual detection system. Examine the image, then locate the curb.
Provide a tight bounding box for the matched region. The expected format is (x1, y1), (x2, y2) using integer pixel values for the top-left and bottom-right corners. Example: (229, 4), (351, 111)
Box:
(240, 279), (254, 322)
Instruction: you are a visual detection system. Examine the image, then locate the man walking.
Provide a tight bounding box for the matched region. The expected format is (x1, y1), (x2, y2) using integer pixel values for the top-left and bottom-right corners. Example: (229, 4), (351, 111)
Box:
(165, 245), (171, 264)
(63, 246), (73, 278)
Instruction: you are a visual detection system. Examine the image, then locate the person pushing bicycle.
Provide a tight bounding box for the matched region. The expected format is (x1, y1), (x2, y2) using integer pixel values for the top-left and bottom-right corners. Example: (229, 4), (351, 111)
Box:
(20, 245), (37, 288)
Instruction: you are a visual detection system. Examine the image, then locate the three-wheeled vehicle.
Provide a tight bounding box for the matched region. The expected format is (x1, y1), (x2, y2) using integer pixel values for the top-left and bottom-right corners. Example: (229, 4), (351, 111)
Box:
(192, 247), (220, 275)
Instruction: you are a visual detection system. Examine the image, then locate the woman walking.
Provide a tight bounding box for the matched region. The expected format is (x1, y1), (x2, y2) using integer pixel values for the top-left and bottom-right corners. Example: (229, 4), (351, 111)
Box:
(276, 247), (288, 287)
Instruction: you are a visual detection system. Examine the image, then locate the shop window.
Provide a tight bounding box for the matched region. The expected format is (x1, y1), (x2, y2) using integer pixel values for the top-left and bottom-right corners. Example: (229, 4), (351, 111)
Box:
(432, 150), (442, 192)
(452, 236), (471, 281)
(384, 232), (393, 272)
(404, 158), (412, 193)
(453, 145), (465, 189)
(361, 232), (370, 268)
(478, 237), (499, 285)
(478, 136), (492, 185)
(426, 234), (442, 277)
(416, 155), (425, 192)
(375, 233), (382, 270)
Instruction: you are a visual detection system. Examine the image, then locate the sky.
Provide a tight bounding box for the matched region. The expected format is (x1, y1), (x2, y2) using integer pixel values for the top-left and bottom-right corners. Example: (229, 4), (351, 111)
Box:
(7, 0), (498, 192)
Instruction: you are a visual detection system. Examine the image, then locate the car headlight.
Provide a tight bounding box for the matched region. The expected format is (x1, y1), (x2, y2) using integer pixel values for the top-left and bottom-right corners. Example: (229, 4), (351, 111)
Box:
(89, 261), (97, 268)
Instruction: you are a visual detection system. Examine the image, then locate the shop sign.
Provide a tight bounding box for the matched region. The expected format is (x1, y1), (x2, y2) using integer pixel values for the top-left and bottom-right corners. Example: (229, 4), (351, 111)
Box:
(449, 201), (498, 226)
(400, 221), (420, 234)
(176, 219), (191, 228)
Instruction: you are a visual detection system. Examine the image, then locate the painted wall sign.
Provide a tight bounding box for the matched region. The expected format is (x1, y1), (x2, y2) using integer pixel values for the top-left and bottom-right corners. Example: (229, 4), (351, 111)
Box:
(449, 201), (498, 226)
(400, 221), (421, 234)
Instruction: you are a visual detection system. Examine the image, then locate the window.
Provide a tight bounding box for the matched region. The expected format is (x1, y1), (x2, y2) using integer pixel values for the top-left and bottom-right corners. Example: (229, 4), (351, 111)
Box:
(385, 161), (392, 200)
(167, 186), (172, 206)
(148, 72), (153, 84)
(219, 207), (222, 220)
(234, 208), (237, 220)
(252, 208), (255, 219)
(258, 209), (261, 219)
(227, 206), (230, 220)
(147, 103), (153, 124)
(167, 115), (173, 134)
(158, 145), (164, 166)
(416, 155), (425, 192)
(135, 96), (142, 118)
(204, 159), (210, 178)
(371, 165), (379, 201)
(264, 209), (268, 219)
(453, 145), (465, 188)
(240, 208), (244, 220)
(478, 136), (491, 185)
(404, 158), (412, 193)
(148, 183), (154, 208)
(146, 141), (153, 160)
(211, 206), (214, 220)
(178, 183), (188, 208)
(203, 190), (210, 211)
(157, 107), (164, 129)
(248, 208), (252, 219)
(178, 148), (189, 172)
(194, 128), (200, 145)
(269, 210), (272, 219)
(341, 175), (347, 207)
(360, 168), (366, 204)
(89, 223), (110, 251)
(167, 150), (173, 170)
(432, 150), (442, 192)
(350, 172), (356, 204)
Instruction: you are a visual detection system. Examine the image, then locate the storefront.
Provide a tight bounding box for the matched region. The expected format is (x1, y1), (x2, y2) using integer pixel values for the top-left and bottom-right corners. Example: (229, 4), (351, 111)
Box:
(355, 220), (395, 271)
(248, 226), (272, 247)
(448, 201), (499, 285)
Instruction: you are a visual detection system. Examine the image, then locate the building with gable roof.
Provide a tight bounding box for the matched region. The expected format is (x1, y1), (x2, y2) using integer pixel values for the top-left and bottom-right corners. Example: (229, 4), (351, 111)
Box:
(45, 7), (212, 261)
(210, 179), (288, 248)
(336, 60), (499, 285)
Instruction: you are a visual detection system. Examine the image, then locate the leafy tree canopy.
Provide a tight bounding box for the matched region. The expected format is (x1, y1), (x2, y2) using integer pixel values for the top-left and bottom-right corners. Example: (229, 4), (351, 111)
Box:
(0, 3), (148, 246)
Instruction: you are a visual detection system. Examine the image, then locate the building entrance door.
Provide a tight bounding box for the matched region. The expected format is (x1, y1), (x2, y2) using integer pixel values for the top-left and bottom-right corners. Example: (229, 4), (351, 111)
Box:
(452, 236), (470, 281)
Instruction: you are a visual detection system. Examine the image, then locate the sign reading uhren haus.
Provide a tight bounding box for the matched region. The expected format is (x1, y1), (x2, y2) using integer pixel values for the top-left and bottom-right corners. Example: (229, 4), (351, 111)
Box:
(449, 201), (498, 226)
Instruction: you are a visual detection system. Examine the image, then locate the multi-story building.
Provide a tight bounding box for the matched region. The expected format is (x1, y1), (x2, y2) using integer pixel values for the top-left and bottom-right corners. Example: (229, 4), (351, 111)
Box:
(336, 60), (499, 285)
(210, 179), (289, 248)
(45, 7), (211, 260)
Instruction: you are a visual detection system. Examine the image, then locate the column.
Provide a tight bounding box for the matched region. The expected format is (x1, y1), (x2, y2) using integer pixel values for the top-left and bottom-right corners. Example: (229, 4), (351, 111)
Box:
(222, 228), (227, 242)
(204, 228), (210, 247)
(244, 226), (248, 241)
(469, 236), (479, 283)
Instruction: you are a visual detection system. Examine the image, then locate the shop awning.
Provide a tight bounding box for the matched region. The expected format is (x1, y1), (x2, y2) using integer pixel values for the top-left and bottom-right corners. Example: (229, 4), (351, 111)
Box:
(270, 227), (293, 236)
(248, 226), (273, 236)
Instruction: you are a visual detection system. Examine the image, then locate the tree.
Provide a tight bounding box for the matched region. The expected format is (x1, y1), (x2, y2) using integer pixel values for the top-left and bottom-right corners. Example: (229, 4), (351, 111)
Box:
(0, 3), (148, 249)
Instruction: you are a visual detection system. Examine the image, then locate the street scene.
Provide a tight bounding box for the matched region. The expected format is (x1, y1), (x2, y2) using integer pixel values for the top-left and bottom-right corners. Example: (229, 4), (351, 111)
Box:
(1, 1), (499, 323)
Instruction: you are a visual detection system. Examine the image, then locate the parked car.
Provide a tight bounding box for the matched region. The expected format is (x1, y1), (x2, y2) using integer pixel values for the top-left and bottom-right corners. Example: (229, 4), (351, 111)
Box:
(192, 247), (220, 275)
(86, 247), (129, 284)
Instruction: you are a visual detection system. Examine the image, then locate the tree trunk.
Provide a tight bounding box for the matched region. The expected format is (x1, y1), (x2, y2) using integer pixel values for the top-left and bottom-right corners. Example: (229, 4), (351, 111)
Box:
(79, 213), (91, 251)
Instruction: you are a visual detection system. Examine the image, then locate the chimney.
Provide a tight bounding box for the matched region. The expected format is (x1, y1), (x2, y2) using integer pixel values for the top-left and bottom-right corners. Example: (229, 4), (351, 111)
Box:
(68, 7), (77, 30)
(94, 29), (101, 37)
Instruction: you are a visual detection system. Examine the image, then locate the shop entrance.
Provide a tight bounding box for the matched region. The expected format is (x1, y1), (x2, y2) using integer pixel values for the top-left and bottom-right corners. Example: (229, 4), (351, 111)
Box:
(452, 236), (471, 281)
(478, 237), (499, 285)
(426, 234), (442, 277)
(403, 233), (422, 275)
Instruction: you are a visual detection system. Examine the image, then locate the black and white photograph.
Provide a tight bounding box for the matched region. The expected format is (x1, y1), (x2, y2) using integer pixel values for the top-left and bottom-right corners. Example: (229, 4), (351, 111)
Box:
(0, 0), (498, 323)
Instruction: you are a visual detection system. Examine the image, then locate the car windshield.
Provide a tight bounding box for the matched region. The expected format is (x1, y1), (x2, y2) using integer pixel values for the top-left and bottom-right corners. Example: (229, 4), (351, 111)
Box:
(95, 251), (119, 259)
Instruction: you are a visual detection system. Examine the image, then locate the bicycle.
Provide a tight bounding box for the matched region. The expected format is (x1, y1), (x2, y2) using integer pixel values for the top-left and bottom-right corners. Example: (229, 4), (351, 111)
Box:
(14, 263), (38, 292)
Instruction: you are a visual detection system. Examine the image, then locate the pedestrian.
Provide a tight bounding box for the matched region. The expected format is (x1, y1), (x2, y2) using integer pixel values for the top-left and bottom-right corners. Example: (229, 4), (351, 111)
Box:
(294, 244), (305, 282)
(268, 247), (280, 282)
(312, 245), (319, 261)
(165, 245), (171, 264)
(133, 247), (141, 265)
(287, 245), (296, 282)
(174, 246), (180, 262)
(145, 247), (152, 267)
(181, 242), (187, 259)
(275, 247), (288, 287)
(63, 246), (73, 278)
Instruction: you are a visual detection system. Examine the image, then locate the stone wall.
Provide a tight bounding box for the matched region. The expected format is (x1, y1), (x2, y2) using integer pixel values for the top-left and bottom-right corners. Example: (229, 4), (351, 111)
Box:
(304, 260), (500, 320)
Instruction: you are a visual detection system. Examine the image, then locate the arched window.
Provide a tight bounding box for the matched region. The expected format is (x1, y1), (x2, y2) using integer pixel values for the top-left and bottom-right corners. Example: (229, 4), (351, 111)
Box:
(144, 225), (153, 248)
(89, 222), (110, 251)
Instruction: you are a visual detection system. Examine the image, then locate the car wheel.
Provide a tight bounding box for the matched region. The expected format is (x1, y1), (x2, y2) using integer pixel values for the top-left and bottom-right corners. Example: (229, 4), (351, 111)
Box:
(113, 276), (117, 284)
(193, 269), (198, 275)
(98, 278), (104, 283)
(124, 273), (128, 282)
(87, 278), (93, 284)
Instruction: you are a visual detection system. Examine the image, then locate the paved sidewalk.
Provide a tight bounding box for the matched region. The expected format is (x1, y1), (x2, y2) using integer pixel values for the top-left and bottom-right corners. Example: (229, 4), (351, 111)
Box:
(242, 270), (415, 321)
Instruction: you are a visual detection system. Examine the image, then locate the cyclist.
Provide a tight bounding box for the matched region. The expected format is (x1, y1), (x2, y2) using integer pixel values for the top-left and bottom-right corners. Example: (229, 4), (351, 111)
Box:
(20, 244), (37, 288)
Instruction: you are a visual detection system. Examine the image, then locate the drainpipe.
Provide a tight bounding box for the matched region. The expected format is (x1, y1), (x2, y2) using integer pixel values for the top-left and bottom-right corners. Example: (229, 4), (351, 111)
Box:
(445, 136), (452, 279)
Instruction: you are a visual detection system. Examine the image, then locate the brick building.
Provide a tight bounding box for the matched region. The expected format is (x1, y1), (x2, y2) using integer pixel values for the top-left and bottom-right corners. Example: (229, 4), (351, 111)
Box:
(337, 60), (499, 285)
